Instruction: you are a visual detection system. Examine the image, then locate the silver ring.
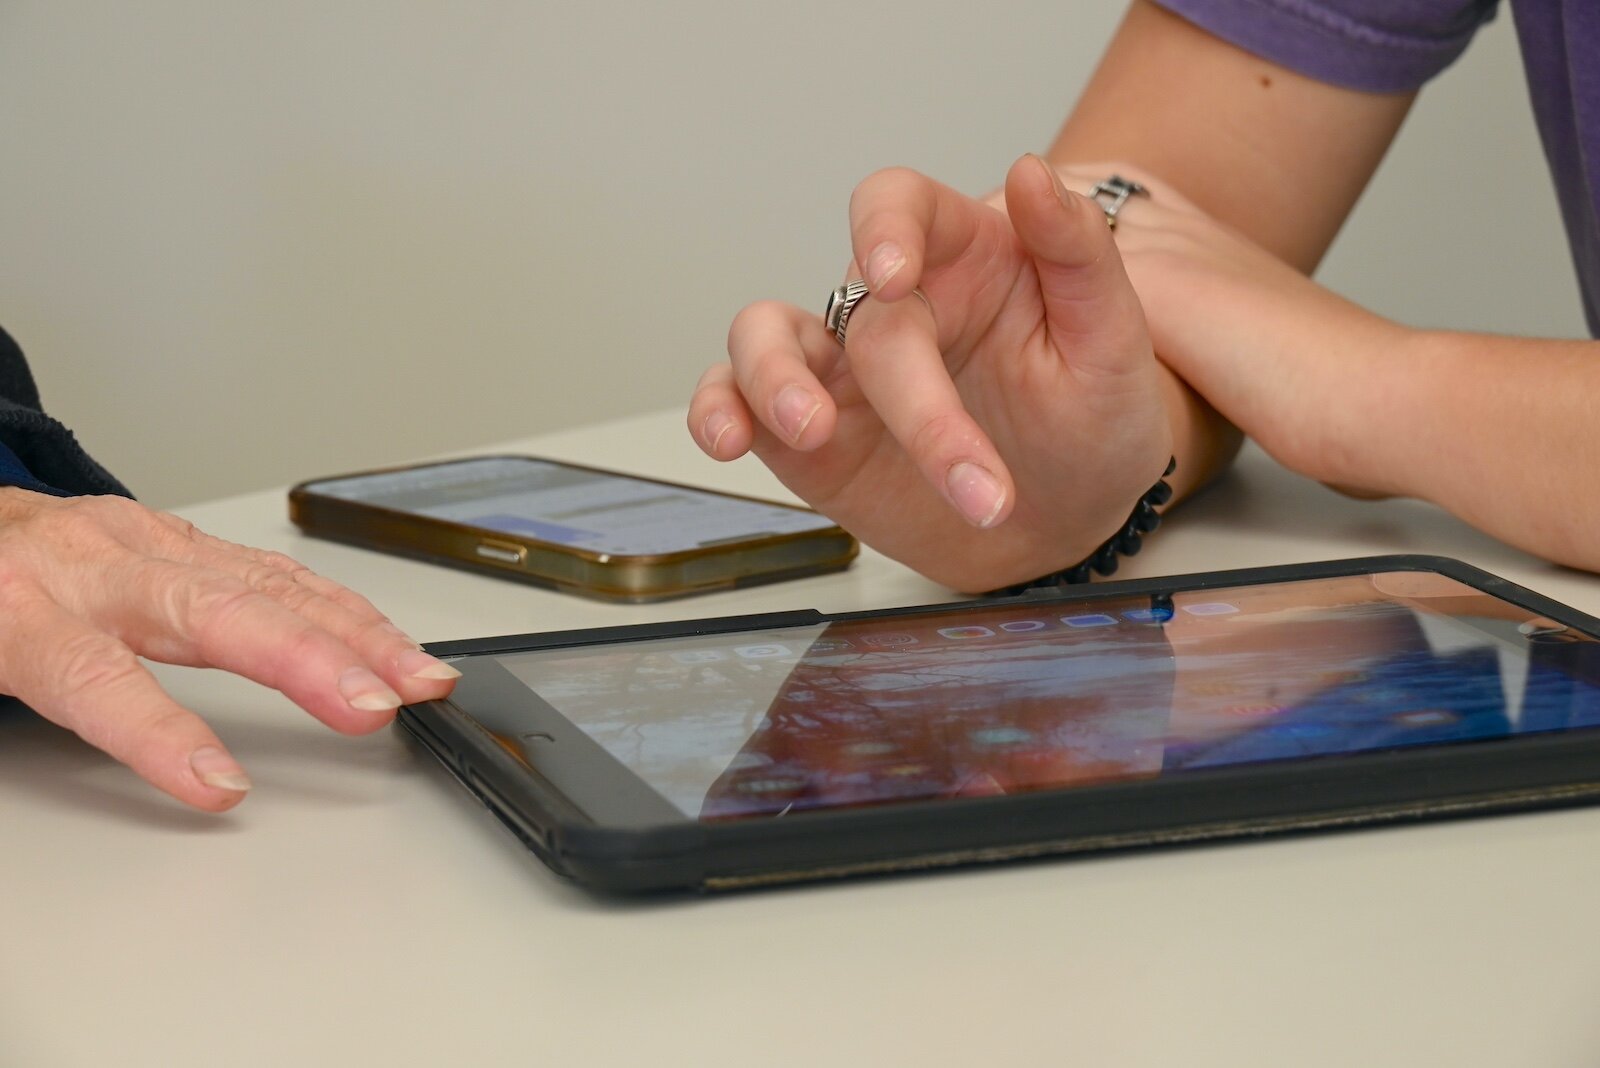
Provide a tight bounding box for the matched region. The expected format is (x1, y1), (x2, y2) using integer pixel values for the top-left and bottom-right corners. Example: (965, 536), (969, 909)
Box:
(1088, 174), (1148, 231)
(824, 279), (869, 347)
(824, 281), (936, 347)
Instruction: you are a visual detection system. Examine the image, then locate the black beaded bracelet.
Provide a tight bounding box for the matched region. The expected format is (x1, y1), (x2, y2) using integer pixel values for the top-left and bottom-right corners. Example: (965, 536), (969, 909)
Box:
(991, 457), (1176, 595)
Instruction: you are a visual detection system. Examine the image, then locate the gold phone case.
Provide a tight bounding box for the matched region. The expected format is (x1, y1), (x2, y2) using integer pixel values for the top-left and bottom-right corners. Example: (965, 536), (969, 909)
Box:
(288, 456), (858, 603)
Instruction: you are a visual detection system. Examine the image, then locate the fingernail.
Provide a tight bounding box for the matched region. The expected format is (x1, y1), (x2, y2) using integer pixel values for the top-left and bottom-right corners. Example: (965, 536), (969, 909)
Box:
(702, 410), (735, 456)
(399, 648), (462, 681)
(190, 746), (252, 792)
(946, 462), (1007, 528)
(338, 667), (403, 712)
(1029, 152), (1072, 210)
(865, 241), (905, 292)
(773, 384), (821, 444)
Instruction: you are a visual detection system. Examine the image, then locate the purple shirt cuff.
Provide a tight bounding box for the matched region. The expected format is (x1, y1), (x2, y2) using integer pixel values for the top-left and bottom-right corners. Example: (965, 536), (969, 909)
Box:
(1152, 0), (1495, 94)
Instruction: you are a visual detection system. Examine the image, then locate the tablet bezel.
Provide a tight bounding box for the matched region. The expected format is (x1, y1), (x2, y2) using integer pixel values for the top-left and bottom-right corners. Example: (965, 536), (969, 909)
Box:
(400, 555), (1600, 893)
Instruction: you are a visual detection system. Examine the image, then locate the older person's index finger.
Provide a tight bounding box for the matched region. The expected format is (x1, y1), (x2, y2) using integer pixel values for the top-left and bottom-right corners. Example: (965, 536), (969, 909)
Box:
(150, 531), (459, 705)
(94, 557), (411, 735)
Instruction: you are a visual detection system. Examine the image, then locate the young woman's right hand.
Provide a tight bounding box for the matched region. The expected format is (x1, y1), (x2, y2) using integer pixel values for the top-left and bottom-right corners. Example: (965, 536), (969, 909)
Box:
(688, 154), (1177, 592)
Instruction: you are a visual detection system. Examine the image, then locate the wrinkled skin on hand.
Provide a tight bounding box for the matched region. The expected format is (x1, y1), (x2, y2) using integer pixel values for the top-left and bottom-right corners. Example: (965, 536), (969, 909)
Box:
(0, 487), (459, 810)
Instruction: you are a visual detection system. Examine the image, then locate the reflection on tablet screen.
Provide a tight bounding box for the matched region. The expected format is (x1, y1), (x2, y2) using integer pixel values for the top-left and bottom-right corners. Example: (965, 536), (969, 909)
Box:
(493, 573), (1600, 821)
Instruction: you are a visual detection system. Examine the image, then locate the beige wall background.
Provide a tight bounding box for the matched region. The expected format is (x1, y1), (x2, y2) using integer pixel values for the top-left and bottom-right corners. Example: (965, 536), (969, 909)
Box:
(0, 3), (1583, 508)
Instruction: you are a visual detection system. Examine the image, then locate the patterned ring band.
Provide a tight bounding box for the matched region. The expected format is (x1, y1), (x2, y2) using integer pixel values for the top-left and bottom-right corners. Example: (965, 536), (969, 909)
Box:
(824, 281), (935, 347)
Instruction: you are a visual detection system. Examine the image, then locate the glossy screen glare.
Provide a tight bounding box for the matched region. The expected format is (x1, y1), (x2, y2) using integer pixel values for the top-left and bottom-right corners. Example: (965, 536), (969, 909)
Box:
(494, 572), (1600, 820)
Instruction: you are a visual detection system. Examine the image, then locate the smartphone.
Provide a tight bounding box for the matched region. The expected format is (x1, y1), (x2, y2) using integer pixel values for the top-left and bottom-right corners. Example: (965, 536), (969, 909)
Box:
(399, 555), (1600, 894)
(288, 456), (857, 602)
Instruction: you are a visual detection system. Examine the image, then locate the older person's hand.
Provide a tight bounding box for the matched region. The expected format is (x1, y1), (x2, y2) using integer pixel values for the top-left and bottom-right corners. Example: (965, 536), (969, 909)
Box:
(0, 486), (459, 811)
(689, 154), (1177, 592)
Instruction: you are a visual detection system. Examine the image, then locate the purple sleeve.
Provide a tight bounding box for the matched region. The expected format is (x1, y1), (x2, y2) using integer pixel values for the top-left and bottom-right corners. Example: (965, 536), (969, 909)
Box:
(1150, 0), (1500, 93)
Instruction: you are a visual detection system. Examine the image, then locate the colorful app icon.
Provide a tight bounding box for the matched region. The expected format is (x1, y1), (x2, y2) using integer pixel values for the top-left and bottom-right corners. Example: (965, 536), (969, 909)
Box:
(670, 649), (727, 664)
(938, 625), (995, 640)
(1182, 602), (1239, 616)
(1268, 722), (1336, 741)
(862, 633), (918, 647)
(1122, 606), (1175, 624)
(734, 643), (792, 660)
(968, 726), (1035, 747)
(734, 776), (805, 795)
(999, 620), (1048, 633)
(1061, 613), (1118, 628)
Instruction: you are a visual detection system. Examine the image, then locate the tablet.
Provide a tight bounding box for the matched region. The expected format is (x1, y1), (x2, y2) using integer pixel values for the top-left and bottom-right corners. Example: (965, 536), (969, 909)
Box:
(401, 556), (1600, 894)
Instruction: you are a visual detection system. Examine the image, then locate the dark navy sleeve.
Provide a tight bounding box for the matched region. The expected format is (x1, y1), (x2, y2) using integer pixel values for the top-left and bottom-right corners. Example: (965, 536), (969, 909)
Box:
(0, 324), (132, 498)
(0, 437), (73, 497)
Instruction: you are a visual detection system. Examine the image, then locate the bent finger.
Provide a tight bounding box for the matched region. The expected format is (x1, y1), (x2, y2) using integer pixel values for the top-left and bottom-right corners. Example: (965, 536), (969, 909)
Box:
(169, 541), (457, 704)
(841, 294), (1014, 528)
(688, 363), (757, 460)
(726, 300), (841, 451)
(0, 591), (249, 811)
(103, 558), (411, 735)
(848, 167), (993, 303)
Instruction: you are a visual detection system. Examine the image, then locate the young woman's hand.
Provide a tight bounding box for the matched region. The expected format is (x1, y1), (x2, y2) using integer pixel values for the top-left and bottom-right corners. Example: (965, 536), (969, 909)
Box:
(689, 155), (1176, 592)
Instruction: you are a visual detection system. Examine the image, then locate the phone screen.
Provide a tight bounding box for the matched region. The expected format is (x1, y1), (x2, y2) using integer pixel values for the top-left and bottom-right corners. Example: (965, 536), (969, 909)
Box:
(474, 571), (1600, 820)
(301, 457), (836, 556)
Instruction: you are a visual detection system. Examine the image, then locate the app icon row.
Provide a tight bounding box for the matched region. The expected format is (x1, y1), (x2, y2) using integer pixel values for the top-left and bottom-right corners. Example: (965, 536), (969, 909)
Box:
(665, 602), (1240, 663)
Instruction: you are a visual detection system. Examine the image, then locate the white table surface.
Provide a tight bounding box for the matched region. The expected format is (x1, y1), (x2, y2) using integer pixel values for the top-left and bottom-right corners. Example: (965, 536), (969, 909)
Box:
(5, 408), (1599, 1067)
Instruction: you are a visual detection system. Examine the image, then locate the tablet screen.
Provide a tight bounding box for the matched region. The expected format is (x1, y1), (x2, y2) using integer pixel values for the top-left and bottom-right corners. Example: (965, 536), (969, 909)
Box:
(488, 571), (1600, 820)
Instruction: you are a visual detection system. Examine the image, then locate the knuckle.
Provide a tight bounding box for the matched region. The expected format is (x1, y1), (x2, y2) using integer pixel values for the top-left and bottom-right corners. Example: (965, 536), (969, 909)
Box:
(69, 493), (146, 528)
(179, 575), (262, 640)
(54, 632), (143, 710)
(734, 342), (802, 398)
(857, 165), (921, 200)
(749, 355), (803, 403)
(693, 362), (730, 394)
(241, 563), (318, 613)
(157, 512), (201, 542)
(258, 549), (308, 574)
(907, 410), (976, 465)
(729, 299), (789, 340)
(241, 561), (294, 591)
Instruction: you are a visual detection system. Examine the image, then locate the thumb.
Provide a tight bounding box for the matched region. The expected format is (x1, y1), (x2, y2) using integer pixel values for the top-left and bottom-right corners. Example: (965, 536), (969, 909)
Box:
(1004, 153), (1152, 377)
